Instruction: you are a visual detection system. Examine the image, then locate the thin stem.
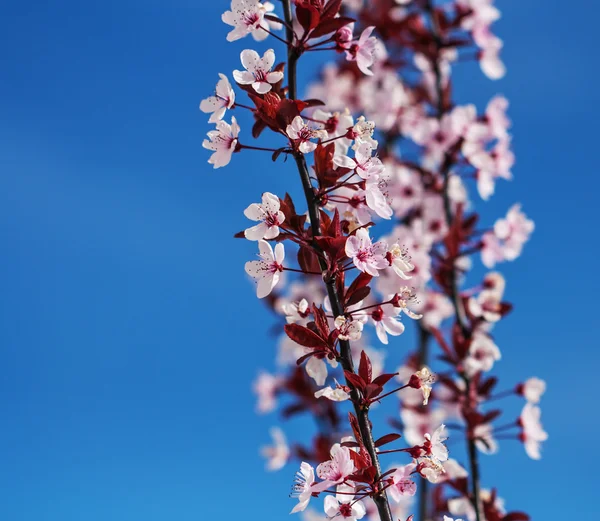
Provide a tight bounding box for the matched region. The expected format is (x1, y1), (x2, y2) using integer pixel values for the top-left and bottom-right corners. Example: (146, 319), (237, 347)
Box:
(374, 384), (409, 403)
(258, 25), (291, 46)
(281, 3), (394, 521)
(238, 144), (284, 153)
(485, 389), (516, 403)
(283, 267), (321, 275)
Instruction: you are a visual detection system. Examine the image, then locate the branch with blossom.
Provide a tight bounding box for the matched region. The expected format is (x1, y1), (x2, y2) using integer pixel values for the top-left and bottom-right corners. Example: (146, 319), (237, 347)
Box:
(200, 1), (544, 521)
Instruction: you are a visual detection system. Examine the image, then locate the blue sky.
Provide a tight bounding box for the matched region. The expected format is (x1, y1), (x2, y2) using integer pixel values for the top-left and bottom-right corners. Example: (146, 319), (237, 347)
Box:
(0, 1), (596, 520)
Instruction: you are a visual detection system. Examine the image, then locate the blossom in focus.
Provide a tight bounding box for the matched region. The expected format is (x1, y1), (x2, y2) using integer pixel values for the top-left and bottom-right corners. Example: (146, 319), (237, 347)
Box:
(344, 26), (386, 76)
(233, 49), (283, 94)
(324, 494), (366, 521)
(370, 304), (405, 344)
(315, 443), (356, 489)
(291, 462), (316, 513)
(261, 427), (290, 471)
(424, 424), (449, 463)
(199, 73), (235, 123)
(408, 366), (436, 406)
(334, 142), (385, 180)
(287, 116), (328, 153)
(314, 381), (351, 402)
(202, 116), (240, 168)
(222, 0), (279, 42)
(345, 228), (388, 276)
(244, 240), (284, 298)
(334, 315), (364, 341)
(244, 191), (285, 240)
(387, 243), (414, 280)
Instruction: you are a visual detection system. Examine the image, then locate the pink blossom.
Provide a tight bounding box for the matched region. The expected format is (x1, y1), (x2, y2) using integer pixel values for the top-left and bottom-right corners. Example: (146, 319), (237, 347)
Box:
(244, 191), (285, 240)
(334, 315), (364, 341)
(244, 240), (284, 298)
(365, 178), (393, 220)
(202, 116), (240, 169)
(253, 370), (282, 413)
(474, 423), (498, 454)
(315, 443), (356, 489)
(334, 142), (385, 180)
(520, 403), (548, 460)
(519, 377), (546, 404)
(388, 463), (417, 502)
(463, 331), (501, 376)
(345, 228), (388, 276)
(222, 0), (279, 42)
(199, 73), (235, 123)
(408, 366), (436, 406)
(233, 49), (283, 94)
(387, 243), (414, 280)
(261, 427), (290, 471)
(370, 304), (405, 344)
(494, 204), (534, 261)
(314, 381), (351, 402)
(291, 462), (316, 513)
(424, 424), (449, 463)
(345, 26), (386, 76)
(313, 108), (354, 155)
(324, 494), (366, 521)
(287, 116), (328, 153)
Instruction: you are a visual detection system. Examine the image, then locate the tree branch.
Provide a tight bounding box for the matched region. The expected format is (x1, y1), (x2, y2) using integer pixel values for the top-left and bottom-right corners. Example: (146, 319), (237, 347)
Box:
(424, 2), (483, 521)
(281, 3), (393, 520)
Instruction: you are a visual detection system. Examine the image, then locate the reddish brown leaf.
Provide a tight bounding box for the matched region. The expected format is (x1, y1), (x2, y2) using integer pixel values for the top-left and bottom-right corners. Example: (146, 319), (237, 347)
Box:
(285, 324), (329, 349)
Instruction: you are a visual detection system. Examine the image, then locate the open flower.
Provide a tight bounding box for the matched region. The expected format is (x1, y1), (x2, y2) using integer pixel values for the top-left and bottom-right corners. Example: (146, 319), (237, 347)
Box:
(244, 191), (285, 240)
(424, 424), (449, 463)
(200, 73), (235, 123)
(202, 116), (240, 168)
(233, 48), (283, 94)
(463, 331), (501, 376)
(244, 240), (284, 298)
(222, 0), (279, 42)
(387, 243), (414, 279)
(286, 116), (328, 153)
(345, 26), (385, 76)
(324, 494), (366, 521)
(518, 377), (546, 404)
(388, 463), (417, 501)
(370, 304), (405, 344)
(345, 228), (388, 276)
(334, 142), (385, 180)
(334, 315), (364, 341)
(315, 443), (355, 489)
(261, 427), (290, 471)
(408, 366), (436, 406)
(315, 380), (351, 402)
(290, 462), (316, 513)
(520, 403), (548, 460)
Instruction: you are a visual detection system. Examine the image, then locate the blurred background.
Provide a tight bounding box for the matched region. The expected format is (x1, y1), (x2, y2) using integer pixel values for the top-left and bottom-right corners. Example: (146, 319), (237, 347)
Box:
(0, 1), (596, 520)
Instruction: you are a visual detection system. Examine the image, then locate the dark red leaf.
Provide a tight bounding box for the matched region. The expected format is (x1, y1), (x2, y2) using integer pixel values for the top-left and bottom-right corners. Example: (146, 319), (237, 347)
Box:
(346, 285), (370, 307)
(310, 16), (355, 38)
(374, 433), (402, 447)
(503, 513), (530, 521)
(302, 98), (326, 107)
(312, 305), (330, 338)
(372, 373), (398, 388)
(322, 0), (343, 20)
(344, 371), (366, 392)
(285, 324), (329, 349)
(296, 5), (320, 32)
(358, 351), (372, 384)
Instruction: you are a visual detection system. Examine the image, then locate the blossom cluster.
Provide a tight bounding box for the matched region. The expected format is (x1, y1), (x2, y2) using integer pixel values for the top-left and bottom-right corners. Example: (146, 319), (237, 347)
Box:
(200, 1), (545, 520)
